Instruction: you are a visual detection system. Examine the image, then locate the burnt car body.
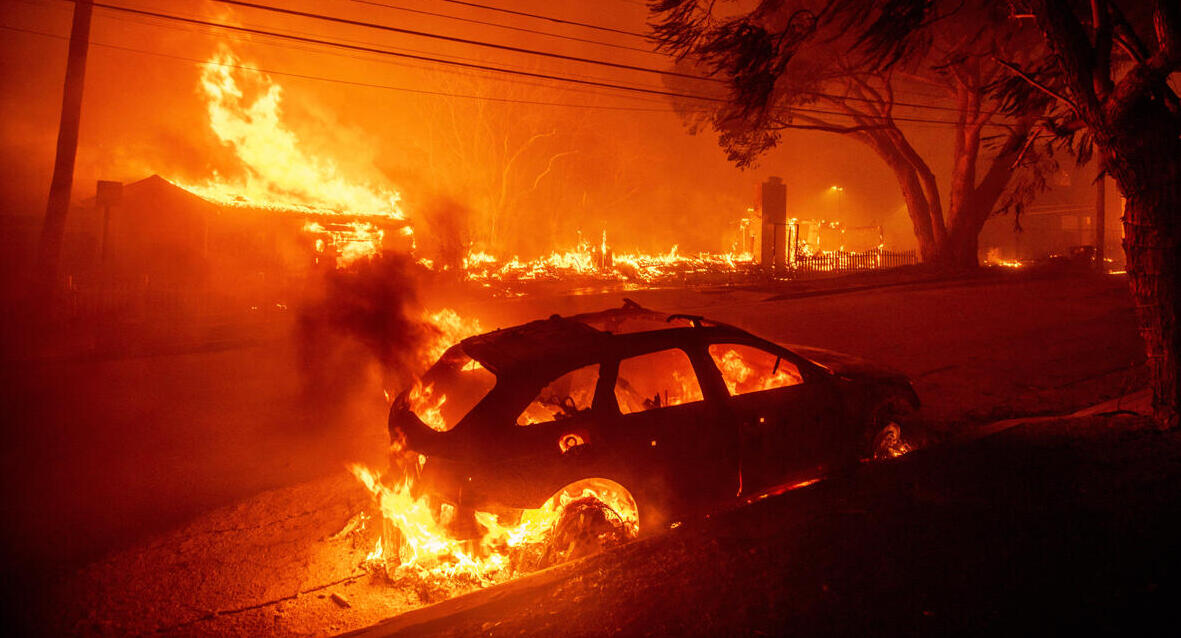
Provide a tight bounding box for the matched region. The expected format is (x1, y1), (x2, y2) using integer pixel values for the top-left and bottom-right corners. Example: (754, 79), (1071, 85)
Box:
(390, 302), (918, 531)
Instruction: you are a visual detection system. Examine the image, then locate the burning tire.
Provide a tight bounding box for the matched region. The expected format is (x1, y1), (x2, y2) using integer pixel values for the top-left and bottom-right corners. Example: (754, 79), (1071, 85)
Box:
(539, 495), (636, 567)
(866, 395), (915, 461)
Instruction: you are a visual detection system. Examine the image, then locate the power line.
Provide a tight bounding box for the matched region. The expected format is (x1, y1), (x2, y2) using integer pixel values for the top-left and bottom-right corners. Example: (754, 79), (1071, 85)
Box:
(73, 3), (1007, 129)
(200, 0), (704, 82)
(56, 0), (1010, 119)
(18, 0), (680, 100)
(34, 0), (1015, 128)
(343, 0), (660, 54)
(429, 0), (648, 38)
(89, 2), (726, 102)
(0, 22), (691, 113)
(71, 0), (682, 96)
(86, 2), (1012, 127)
(204, 0), (1018, 120)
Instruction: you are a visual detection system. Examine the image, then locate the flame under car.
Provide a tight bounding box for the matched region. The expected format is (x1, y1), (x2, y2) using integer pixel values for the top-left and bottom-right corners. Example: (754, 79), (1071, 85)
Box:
(390, 302), (919, 539)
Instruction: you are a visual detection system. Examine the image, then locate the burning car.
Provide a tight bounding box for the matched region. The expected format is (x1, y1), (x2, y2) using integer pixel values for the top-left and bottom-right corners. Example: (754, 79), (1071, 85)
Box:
(387, 300), (918, 554)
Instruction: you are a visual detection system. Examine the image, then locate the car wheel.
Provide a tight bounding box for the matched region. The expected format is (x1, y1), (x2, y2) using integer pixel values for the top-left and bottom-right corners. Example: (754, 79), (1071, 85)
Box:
(540, 496), (635, 567)
(866, 397), (914, 461)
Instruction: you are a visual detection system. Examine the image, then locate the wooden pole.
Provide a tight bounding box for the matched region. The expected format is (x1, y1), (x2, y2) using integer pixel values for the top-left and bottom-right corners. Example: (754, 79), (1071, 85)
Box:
(1095, 164), (1106, 272)
(36, 0), (93, 296)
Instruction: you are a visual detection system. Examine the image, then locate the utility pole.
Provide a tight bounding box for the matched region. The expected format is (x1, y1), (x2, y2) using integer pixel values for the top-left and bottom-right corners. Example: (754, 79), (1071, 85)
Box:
(1095, 162), (1106, 272)
(36, 0), (93, 297)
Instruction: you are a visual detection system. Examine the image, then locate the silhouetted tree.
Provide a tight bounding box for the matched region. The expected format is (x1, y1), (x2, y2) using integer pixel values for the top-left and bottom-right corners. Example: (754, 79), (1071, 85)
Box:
(648, 0), (1056, 269)
(1009, 0), (1179, 427)
(651, 0), (1180, 427)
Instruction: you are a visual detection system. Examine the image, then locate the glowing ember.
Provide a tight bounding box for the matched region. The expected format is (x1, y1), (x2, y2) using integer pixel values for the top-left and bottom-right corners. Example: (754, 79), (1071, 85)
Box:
(984, 248), (1023, 269)
(456, 233), (758, 285)
(304, 220), (385, 267)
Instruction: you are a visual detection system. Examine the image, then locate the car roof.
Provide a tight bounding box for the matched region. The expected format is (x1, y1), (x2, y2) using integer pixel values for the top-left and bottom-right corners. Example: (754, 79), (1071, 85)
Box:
(458, 300), (748, 375)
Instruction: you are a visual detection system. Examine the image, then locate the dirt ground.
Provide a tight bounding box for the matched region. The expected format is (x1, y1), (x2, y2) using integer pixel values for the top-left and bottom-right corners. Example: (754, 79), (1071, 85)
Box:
(6, 268), (1151, 636)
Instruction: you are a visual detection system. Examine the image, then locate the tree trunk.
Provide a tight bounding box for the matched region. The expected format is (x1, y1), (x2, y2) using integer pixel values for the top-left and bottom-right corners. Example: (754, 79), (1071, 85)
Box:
(944, 231), (980, 271)
(1116, 157), (1180, 428)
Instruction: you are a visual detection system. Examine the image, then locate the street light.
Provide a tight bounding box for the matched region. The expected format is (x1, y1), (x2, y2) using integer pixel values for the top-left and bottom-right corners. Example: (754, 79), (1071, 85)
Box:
(829, 185), (844, 218)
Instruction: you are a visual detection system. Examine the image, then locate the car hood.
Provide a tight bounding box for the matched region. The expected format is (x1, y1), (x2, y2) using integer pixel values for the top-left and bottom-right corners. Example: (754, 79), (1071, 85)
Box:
(785, 344), (909, 382)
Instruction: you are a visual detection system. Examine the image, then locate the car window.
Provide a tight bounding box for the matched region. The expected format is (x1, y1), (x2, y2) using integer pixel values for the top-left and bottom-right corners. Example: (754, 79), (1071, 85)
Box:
(517, 364), (600, 425)
(708, 343), (804, 396)
(408, 348), (497, 432)
(614, 348), (704, 414)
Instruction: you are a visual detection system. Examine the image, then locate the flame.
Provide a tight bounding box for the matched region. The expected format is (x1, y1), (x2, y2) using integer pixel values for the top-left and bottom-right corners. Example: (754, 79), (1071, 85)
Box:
(984, 248), (1023, 269)
(406, 380), (448, 432)
(398, 308), (485, 432)
(177, 47), (405, 219)
(303, 220), (385, 267)
(422, 308), (483, 365)
(354, 307), (636, 588)
(455, 232), (756, 285)
(712, 348), (802, 395)
(351, 445), (638, 586)
(170, 46), (408, 267)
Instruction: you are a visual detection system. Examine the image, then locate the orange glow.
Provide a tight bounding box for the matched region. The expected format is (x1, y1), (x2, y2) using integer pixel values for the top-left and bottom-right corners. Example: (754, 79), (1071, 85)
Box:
(170, 46), (409, 267)
(406, 380), (448, 432)
(456, 232), (756, 285)
(355, 307), (637, 587)
(984, 248), (1023, 269)
(176, 47), (405, 220)
(709, 345), (803, 395)
(352, 445), (638, 586)
(421, 308), (483, 366)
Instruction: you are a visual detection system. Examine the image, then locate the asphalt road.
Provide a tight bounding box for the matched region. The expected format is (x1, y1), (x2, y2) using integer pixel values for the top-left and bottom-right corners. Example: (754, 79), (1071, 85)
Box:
(474, 269), (1144, 427)
(7, 268), (1148, 636)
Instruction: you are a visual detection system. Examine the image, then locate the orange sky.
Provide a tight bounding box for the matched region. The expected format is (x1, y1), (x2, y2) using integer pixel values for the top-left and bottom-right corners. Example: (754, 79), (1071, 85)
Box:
(0, 0), (972, 255)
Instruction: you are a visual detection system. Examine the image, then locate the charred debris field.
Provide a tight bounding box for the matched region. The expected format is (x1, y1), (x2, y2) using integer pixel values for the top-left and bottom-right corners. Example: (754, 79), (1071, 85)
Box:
(12, 270), (1166, 637)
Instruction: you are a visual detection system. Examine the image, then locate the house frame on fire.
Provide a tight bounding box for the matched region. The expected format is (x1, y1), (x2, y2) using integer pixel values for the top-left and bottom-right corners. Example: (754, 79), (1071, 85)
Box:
(69, 175), (411, 291)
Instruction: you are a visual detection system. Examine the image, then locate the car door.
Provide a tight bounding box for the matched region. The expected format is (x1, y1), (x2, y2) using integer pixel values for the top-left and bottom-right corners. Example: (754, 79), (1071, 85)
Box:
(706, 341), (840, 494)
(605, 346), (739, 515)
(472, 362), (607, 509)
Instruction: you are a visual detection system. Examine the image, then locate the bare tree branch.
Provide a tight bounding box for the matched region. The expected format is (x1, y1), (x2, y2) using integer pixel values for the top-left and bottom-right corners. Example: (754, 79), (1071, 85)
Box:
(994, 56), (1083, 117)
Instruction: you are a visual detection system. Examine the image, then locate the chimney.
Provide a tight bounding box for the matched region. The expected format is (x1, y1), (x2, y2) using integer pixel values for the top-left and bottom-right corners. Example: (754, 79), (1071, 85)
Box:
(758, 176), (787, 273)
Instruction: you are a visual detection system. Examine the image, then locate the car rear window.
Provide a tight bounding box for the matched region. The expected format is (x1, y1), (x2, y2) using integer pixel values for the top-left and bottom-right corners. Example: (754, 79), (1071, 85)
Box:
(614, 348), (704, 414)
(517, 364), (600, 425)
(708, 343), (803, 396)
(408, 348), (497, 431)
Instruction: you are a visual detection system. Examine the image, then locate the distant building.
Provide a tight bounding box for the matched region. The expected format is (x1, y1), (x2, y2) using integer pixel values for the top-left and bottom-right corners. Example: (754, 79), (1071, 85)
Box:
(978, 169), (1122, 266)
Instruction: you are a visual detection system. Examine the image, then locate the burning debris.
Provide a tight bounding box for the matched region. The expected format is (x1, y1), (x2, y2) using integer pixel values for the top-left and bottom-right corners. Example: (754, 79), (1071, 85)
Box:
(350, 453), (638, 594)
(338, 301), (919, 603)
(147, 48), (914, 294)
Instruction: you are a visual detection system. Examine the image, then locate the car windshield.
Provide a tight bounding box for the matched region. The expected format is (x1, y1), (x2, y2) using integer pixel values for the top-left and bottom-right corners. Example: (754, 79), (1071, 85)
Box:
(406, 346), (497, 432)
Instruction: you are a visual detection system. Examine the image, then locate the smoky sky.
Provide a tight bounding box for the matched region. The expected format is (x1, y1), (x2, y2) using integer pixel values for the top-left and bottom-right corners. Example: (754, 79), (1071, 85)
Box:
(0, 0), (974, 255)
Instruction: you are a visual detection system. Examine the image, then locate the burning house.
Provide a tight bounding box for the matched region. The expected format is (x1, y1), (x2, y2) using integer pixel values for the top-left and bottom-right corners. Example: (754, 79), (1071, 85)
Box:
(65, 174), (411, 316)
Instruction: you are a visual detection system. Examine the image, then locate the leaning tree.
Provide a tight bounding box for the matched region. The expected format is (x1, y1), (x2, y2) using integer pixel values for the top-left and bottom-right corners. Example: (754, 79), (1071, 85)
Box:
(648, 0), (1058, 268)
